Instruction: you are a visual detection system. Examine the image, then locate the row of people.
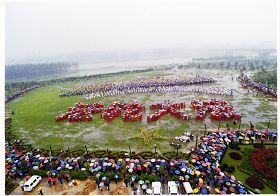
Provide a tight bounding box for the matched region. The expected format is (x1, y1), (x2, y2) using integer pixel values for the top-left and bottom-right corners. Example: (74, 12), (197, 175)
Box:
(83, 86), (233, 100)
(59, 76), (217, 98)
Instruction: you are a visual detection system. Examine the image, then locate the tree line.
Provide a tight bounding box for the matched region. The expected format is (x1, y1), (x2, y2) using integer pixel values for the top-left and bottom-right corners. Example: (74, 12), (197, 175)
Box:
(5, 62), (79, 81)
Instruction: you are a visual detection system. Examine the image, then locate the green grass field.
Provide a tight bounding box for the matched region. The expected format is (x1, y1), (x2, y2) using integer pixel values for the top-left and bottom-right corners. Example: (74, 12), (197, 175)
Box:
(6, 69), (277, 154)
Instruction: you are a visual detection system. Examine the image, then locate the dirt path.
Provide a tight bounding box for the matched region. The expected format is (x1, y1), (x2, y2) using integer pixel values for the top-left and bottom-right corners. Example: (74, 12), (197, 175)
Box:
(10, 179), (132, 195)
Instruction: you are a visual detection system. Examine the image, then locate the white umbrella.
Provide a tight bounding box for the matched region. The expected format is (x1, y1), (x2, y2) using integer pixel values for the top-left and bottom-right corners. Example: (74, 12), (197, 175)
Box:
(128, 168), (133, 173)
(142, 184), (147, 189)
(90, 163), (94, 167)
(151, 159), (155, 163)
(81, 168), (86, 171)
(219, 172), (225, 176)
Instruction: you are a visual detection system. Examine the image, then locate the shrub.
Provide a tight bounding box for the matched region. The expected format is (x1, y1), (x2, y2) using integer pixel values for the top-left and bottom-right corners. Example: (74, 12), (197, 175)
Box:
(245, 177), (264, 190)
(5, 176), (18, 195)
(230, 143), (239, 149)
(70, 171), (89, 180)
(250, 148), (277, 179)
(229, 152), (243, 160)
(226, 166), (235, 173)
(29, 169), (49, 177)
(139, 151), (154, 159)
(222, 163), (229, 169)
(253, 143), (265, 149)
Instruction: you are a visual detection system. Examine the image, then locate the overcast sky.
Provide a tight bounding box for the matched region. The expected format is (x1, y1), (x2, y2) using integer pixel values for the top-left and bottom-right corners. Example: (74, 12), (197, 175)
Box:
(6, 0), (277, 60)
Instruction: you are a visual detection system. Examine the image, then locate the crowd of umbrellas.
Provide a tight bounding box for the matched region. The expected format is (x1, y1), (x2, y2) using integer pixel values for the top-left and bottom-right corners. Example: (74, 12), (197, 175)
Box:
(58, 76), (218, 98)
(238, 73), (277, 99)
(191, 99), (242, 121)
(83, 86), (233, 100)
(5, 128), (277, 194)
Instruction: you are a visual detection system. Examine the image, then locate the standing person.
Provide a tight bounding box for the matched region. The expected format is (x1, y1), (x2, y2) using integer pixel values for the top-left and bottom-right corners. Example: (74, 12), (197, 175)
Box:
(58, 174), (63, 184)
(131, 179), (135, 188)
(124, 177), (129, 187)
(105, 178), (110, 191)
(47, 176), (52, 187)
(39, 188), (44, 195)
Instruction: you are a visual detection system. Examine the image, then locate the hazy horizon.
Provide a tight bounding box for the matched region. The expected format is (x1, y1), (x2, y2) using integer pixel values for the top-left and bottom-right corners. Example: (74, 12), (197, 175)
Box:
(6, 0), (277, 64)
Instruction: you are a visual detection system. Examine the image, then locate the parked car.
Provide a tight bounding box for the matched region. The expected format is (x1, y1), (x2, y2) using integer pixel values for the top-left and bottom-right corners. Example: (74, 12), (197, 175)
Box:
(168, 181), (179, 195)
(183, 182), (193, 194)
(23, 175), (42, 192)
(152, 181), (162, 195)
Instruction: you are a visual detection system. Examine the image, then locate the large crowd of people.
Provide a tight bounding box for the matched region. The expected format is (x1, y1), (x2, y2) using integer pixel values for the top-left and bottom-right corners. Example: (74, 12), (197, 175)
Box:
(5, 85), (40, 103)
(238, 73), (277, 99)
(58, 76), (217, 98)
(5, 128), (277, 194)
(83, 86), (233, 100)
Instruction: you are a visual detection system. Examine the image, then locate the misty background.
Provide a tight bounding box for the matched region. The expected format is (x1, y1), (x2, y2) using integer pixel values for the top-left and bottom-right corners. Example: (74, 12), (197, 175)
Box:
(6, 0), (277, 65)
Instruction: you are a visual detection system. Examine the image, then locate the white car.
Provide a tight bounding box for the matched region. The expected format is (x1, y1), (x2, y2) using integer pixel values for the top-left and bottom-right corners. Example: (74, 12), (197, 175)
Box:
(168, 181), (179, 195)
(23, 175), (42, 192)
(183, 182), (193, 194)
(152, 181), (162, 195)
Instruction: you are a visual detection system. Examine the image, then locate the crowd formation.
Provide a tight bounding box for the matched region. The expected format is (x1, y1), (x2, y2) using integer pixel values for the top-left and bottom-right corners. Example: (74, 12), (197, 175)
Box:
(83, 86), (233, 100)
(238, 73), (277, 99)
(5, 85), (39, 103)
(5, 128), (277, 194)
(58, 76), (217, 98)
(55, 99), (241, 124)
(191, 99), (242, 121)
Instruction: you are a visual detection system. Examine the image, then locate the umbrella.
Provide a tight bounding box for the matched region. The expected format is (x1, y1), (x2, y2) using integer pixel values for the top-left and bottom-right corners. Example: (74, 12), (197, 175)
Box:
(175, 170), (180, 175)
(139, 180), (144, 185)
(128, 168), (133, 173)
(145, 180), (150, 184)
(193, 188), (199, 193)
(142, 184), (147, 189)
(220, 191), (226, 194)
(102, 177), (107, 181)
(229, 187), (235, 192)
(103, 163), (107, 166)
(181, 168), (186, 172)
(81, 168), (86, 171)
(215, 188), (220, 193)
(146, 189), (153, 194)
(200, 189), (208, 194)
(254, 189), (261, 193)
(151, 159), (155, 163)
(219, 172), (225, 176)
(99, 182), (104, 187)
(195, 171), (201, 176)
